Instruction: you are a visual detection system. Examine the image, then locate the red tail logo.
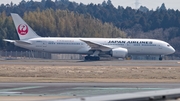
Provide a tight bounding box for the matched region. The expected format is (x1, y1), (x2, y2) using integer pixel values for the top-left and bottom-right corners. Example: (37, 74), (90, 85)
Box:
(18, 24), (28, 35)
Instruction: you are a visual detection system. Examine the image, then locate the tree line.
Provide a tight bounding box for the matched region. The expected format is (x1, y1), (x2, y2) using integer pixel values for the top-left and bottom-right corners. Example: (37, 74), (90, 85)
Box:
(1, 0), (179, 32)
(0, 9), (126, 51)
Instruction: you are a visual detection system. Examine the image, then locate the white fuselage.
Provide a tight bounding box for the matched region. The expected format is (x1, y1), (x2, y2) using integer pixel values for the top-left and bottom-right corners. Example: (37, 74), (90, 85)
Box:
(14, 37), (175, 56)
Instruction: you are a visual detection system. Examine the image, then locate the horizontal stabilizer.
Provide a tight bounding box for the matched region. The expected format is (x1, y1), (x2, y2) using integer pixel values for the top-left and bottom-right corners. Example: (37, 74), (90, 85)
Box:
(3, 39), (15, 43)
(15, 40), (32, 45)
(3, 39), (31, 45)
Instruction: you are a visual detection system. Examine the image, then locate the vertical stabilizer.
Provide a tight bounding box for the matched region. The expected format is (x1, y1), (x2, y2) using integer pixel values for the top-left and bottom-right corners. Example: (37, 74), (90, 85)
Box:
(11, 13), (40, 40)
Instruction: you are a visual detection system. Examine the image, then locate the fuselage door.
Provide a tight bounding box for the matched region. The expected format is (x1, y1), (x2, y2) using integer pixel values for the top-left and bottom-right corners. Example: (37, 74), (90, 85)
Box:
(35, 41), (47, 51)
(42, 41), (47, 51)
(158, 45), (163, 49)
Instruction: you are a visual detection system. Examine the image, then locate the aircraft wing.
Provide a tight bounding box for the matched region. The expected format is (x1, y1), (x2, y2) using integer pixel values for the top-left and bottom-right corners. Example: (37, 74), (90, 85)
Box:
(56, 88), (180, 101)
(80, 39), (112, 51)
(3, 39), (31, 45)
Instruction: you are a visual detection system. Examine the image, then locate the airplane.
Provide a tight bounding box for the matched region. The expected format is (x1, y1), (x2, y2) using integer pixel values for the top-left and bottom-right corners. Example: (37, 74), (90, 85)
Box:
(4, 13), (175, 61)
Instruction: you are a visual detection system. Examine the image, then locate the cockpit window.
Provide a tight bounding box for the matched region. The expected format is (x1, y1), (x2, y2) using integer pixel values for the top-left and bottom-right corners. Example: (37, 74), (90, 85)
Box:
(167, 44), (170, 47)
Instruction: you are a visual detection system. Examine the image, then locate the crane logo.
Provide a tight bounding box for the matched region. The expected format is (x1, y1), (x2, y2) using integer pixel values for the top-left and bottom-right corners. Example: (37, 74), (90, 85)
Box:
(18, 24), (28, 35)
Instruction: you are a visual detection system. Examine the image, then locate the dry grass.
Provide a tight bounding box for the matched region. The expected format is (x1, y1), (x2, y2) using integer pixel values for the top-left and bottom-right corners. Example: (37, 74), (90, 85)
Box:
(0, 96), (69, 101)
(0, 64), (180, 82)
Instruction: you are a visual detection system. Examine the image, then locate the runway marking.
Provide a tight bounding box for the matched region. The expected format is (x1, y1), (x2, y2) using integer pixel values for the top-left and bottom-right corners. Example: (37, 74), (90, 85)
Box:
(0, 86), (43, 92)
(0, 92), (23, 94)
(73, 87), (166, 90)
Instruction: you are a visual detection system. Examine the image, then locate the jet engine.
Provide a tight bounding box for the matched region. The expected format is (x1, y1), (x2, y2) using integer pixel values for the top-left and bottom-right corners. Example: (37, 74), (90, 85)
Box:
(111, 48), (128, 58)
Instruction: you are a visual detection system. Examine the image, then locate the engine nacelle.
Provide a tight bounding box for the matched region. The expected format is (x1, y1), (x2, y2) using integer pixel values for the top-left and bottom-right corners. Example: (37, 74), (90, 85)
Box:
(111, 48), (128, 58)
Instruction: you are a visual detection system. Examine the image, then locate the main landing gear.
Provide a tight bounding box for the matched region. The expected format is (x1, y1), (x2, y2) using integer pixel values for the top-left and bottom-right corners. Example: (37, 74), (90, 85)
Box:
(85, 56), (100, 61)
(159, 55), (163, 61)
(84, 51), (100, 61)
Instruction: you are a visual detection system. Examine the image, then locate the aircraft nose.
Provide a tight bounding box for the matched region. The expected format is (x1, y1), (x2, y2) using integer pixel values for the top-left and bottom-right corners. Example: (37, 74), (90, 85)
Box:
(169, 47), (175, 54)
(172, 47), (175, 53)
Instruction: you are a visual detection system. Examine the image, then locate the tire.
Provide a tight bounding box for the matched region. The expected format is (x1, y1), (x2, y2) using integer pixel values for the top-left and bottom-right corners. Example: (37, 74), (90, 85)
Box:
(85, 56), (100, 61)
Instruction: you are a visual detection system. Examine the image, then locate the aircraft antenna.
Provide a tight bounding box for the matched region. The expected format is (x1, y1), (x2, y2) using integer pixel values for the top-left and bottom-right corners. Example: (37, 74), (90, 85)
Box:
(135, 0), (140, 9)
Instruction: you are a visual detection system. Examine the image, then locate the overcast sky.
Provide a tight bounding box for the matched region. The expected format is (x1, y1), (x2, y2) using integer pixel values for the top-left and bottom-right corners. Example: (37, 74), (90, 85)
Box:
(0, 0), (180, 10)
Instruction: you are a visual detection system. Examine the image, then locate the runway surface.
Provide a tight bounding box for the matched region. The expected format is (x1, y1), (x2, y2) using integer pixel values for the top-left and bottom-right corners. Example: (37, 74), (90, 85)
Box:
(0, 83), (180, 101)
(0, 59), (179, 66)
(0, 59), (180, 101)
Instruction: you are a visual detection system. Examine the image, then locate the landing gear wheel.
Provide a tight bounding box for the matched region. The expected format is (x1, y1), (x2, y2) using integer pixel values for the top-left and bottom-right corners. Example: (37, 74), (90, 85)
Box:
(85, 56), (90, 61)
(84, 56), (100, 61)
(159, 55), (163, 61)
(159, 57), (163, 61)
(94, 56), (100, 60)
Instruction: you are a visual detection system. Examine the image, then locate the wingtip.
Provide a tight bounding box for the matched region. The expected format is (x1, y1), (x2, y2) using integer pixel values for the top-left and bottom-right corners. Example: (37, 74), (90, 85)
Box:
(10, 13), (18, 16)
